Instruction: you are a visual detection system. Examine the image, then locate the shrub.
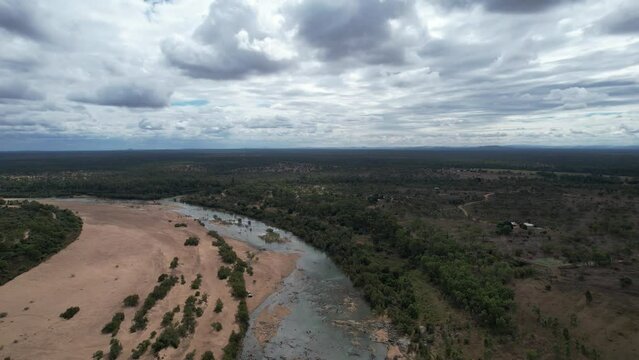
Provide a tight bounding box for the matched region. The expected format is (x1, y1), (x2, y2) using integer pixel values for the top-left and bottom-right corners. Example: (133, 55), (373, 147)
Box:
(101, 312), (125, 336)
(585, 290), (593, 304)
(131, 340), (150, 359)
(161, 310), (175, 327)
(170, 257), (179, 269)
(158, 273), (169, 282)
(211, 322), (222, 331)
(184, 236), (200, 246)
(108, 338), (122, 360)
(184, 350), (196, 360)
(174, 223), (187, 228)
(60, 306), (80, 319)
(217, 266), (231, 280)
(201, 351), (215, 360)
(191, 274), (203, 290)
(214, 298), (223, 313)
(92, 350), (104, 360)
(152, 326), (180, 353)
(123, 294), (139, 307)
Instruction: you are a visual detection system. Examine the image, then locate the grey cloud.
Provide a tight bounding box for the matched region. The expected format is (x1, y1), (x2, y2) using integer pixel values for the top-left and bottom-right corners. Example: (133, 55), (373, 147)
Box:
(439, 0), (581, 13)
(245, 116), (294, 129)
(68, 83), (172, 108)
(0, 0), (50, 42)
(291, 0), (412, 64)
(0, 80), (45, 100)
(162, 0), (289, 80)
(600, 3), (639, 34)
(138, 118), (163, 131)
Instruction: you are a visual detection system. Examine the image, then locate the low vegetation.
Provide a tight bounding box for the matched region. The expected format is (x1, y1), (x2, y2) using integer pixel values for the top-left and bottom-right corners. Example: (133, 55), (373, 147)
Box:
(131, 275), (178, 332)
(123, 294), (139, 307)
(131, 340), (150, 359)
(108, 338), (122, 360)
(214, 298), (223, 313)
(59, 306), (80, 320)
(184, 236), (199, 246)
(170, 256), (179, 269)
(101, 312), (125, 336)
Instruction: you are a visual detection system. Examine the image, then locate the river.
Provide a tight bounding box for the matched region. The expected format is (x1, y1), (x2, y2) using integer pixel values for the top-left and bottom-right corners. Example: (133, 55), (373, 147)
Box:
(174, 202), (389, 359)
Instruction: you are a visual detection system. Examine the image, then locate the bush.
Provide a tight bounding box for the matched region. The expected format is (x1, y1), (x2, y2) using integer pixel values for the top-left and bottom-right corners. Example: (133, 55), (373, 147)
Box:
(191, 274), (203, 290)
(131, 340), (150, 359)
(201, 351), (215, 360)
(170, 257), (179, 269)
(174, 223), (187, 228)
(92, 350), (104, 360)
(60, 306), (80, 320)
(184, 350), (196, 360)
(108, 338), (122, 360)
(161, 310), (175, 327)
(211, 322), (222, 331)
(214, 298), (223, 313)
(184, 236), (200, 246)
(152, 326), (180, 353)
(101, 312), (125, 336)
(620, 276), (633, 288)
(123, 294), (139, 307)
(217, 266), (231, 280)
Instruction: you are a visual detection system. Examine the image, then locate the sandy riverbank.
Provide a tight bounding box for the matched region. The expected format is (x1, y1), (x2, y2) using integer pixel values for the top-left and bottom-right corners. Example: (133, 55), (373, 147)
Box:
(0, 200), (298, 360)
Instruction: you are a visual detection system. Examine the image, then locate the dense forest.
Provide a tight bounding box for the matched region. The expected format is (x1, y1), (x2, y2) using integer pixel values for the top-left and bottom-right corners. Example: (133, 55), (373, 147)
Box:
(0, 148), (637, 359)
(0, 200), (83, 284)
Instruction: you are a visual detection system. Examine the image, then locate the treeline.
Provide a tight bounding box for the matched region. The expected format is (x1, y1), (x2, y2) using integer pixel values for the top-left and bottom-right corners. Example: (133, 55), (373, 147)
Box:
(0, 200), (83, 284)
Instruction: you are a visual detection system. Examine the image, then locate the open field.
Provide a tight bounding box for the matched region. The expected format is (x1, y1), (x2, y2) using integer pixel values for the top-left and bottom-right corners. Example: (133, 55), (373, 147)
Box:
(0, 200), (297, 360)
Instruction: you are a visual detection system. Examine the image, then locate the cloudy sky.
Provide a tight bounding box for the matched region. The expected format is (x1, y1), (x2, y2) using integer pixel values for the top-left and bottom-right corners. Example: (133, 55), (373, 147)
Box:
(0, 0), (638, 150)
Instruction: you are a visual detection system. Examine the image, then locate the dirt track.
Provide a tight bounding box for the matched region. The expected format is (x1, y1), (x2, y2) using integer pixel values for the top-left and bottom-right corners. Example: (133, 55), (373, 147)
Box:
(0, 200), (297, 360)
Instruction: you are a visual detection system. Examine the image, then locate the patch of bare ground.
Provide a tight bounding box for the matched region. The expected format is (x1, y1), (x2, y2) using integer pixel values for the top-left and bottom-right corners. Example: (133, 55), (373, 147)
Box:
(252, 304), (291, 346)
(514, 272), (639, 360)
(0, 200), (298, 360)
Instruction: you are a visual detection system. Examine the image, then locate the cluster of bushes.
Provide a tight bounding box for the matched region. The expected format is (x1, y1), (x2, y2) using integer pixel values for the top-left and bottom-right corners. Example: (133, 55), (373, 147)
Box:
(151, 293), (206, 354)
(184, 236), (200, 246)
(217, 266), (231, 280)
(208, 230), (224, 244)
(216, 239), (237, 264)
(131, 339), (150, 359)
(0, 201), (83, 284)
(101, 312), (125, 336)
(60, 306), (80, 320)
(131, 275), (178, 332)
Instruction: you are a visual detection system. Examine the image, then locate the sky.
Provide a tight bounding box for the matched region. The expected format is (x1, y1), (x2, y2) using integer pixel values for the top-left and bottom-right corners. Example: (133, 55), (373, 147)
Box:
(0, 0), (638, 150)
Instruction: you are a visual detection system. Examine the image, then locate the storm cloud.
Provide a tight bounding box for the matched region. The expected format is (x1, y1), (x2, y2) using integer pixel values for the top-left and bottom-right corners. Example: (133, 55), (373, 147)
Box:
(0, 0), (637, 150)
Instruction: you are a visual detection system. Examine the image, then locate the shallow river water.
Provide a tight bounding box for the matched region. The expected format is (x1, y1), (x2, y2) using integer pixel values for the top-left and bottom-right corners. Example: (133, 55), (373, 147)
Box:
(174, 202), (388, 360)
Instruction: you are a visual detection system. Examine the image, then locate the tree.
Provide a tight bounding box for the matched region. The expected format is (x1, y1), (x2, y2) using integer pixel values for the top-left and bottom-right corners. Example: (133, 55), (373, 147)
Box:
(214, 298), (223, 313)
(123, 294), (139, 307)
(60, 306), (80, 319)
(108, 338), (122, 360)
(170, 257), (179, 269)
(201, 351), (215, 360)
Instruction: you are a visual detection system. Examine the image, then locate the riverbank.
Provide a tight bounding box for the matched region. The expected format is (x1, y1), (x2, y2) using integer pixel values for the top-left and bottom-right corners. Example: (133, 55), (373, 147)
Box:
(0, 199), (297, 360)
